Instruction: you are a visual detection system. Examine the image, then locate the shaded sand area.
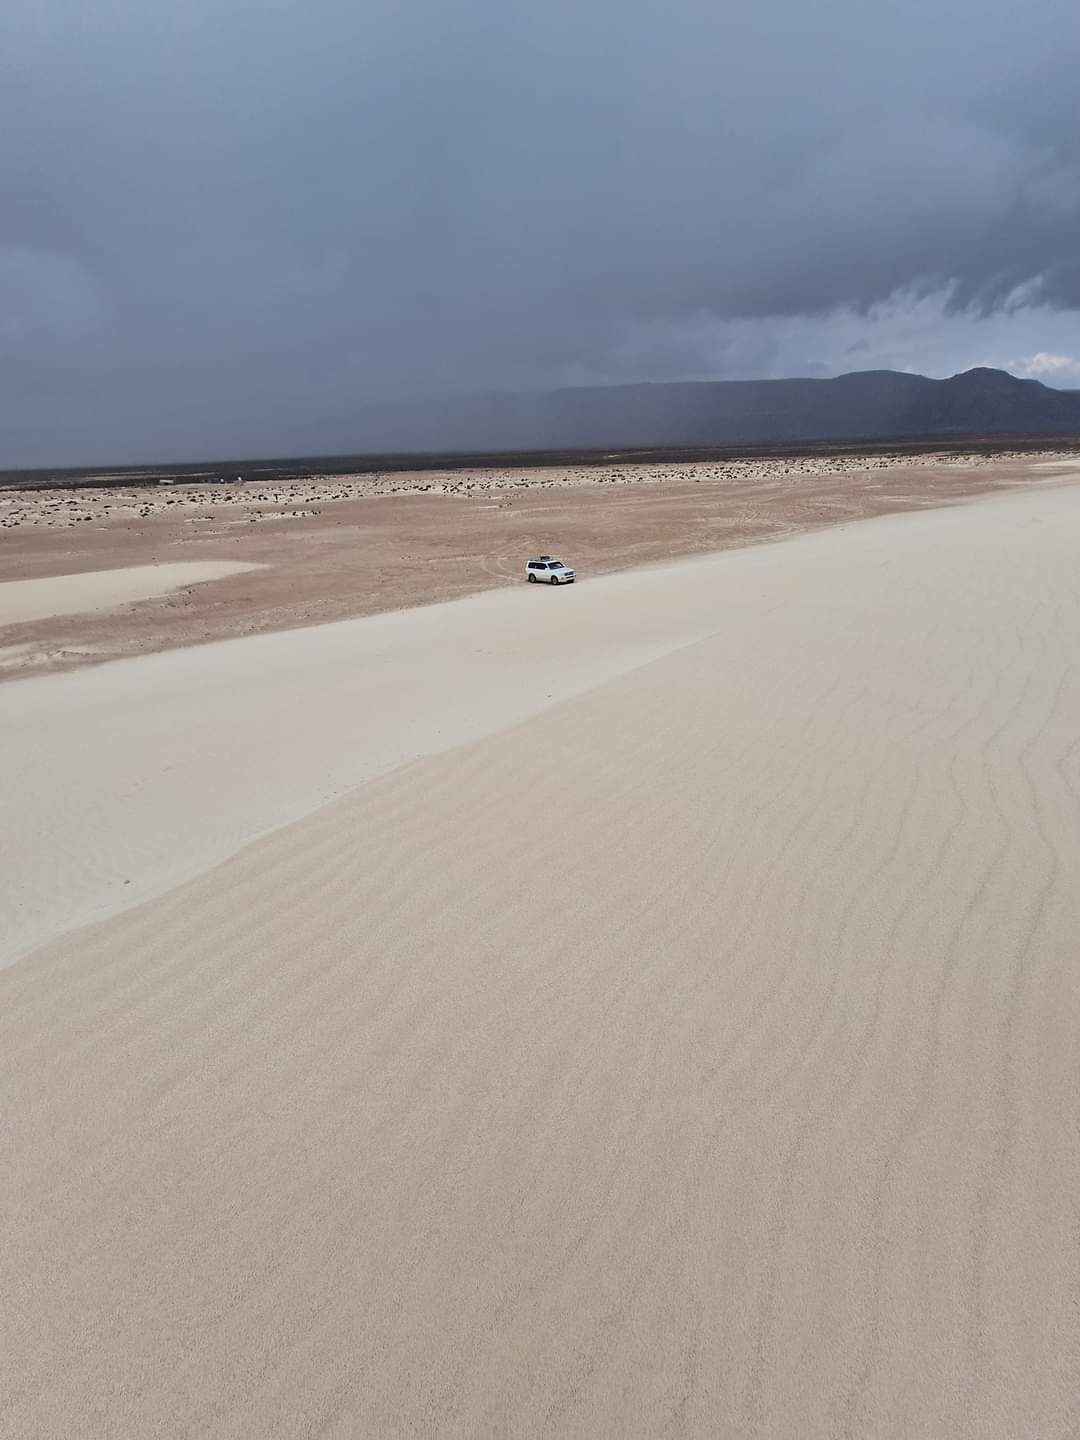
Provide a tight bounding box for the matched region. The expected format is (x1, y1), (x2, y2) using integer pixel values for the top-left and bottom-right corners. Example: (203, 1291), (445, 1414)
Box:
(0, 572), (724, 964)
(0, 450), (1064, 679)
(3, 482), (1080, 1436)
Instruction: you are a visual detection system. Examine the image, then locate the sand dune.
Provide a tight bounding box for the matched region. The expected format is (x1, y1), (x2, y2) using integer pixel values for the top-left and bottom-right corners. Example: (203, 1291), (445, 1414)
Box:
(0, 561), (261, 626)
(2, 483), (1079, 1436)
(0, 563), (727, 965)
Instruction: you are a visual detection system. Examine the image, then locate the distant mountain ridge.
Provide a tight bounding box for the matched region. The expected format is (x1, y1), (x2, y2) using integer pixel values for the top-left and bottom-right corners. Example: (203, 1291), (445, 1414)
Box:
(426, 367), (1080, 451)
(6, 367), (1080, 475)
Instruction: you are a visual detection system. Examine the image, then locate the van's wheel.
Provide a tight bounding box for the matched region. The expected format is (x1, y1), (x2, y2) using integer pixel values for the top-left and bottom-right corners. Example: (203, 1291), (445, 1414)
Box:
(528, 573), (536, 582)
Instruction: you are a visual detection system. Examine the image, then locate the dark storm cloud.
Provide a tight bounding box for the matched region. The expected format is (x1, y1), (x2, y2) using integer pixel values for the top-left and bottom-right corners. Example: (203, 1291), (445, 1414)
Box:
(2, 0), (1079, 463)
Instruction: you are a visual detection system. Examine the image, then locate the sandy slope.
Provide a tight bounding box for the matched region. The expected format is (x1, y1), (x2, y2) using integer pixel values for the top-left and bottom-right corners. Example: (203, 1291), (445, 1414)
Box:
(3, 483), (1080, 1436)
(0, 564), (728, 965)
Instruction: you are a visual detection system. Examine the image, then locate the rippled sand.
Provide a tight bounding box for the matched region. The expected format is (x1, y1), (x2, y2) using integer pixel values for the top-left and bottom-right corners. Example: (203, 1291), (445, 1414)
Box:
(2, 481), (1079, 1436)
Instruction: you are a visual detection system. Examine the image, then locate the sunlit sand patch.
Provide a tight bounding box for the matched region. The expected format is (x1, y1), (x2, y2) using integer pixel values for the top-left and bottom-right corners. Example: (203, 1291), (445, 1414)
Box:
(0, 561), (264, 626)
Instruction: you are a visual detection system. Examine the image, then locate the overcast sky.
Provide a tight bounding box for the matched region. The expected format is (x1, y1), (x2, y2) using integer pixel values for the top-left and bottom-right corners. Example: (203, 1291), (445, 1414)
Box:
(3, 0), (1080, 464)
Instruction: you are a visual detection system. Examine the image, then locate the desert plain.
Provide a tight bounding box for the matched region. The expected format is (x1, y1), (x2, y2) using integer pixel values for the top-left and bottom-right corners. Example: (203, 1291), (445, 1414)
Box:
(2, 450), (1079, 1437)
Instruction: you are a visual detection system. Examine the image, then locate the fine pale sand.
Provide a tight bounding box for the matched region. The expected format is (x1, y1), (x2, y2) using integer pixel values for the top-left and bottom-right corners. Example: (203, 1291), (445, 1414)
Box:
(0, 561), (261, 626)
(3, 482), (1079, 1436)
